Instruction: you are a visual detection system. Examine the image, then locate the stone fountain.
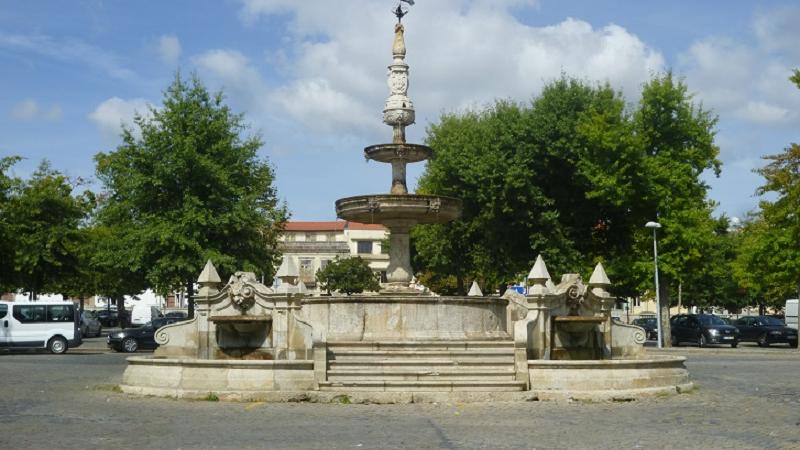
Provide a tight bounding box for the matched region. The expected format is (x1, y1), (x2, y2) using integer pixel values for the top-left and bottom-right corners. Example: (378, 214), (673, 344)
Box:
(335, 15), (461, 291)
(118, 4), (692, 403)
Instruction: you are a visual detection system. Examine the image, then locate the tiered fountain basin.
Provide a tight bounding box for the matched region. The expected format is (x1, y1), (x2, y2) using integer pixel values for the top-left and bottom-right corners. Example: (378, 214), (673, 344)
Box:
(364, 143), (432, 163)
(527, 355), (693, 401)
(335, 194), (461, 224)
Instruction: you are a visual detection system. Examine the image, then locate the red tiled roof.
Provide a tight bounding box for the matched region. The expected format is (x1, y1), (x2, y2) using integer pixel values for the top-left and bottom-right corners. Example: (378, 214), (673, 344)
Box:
(346, 222), (387, 231)
(283, 221), (346, 232)
(283, 221), (387, 232)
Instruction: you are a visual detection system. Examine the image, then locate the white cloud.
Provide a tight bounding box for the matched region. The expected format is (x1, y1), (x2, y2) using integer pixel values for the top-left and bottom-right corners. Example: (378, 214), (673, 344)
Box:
(0, 31), (136, 80)
(88, 97), (153, 138)
(158, 34), (181, 65)
(234, 0), (664, 137)
(11, 99), (38, 120)
(10, 99), (62, 121)
(678, 13), (800, 129)
(753, 5), (800, 60)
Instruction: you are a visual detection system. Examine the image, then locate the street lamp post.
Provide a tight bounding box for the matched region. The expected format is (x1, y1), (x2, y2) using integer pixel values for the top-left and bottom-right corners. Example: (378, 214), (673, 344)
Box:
(645, 221), (663, 348)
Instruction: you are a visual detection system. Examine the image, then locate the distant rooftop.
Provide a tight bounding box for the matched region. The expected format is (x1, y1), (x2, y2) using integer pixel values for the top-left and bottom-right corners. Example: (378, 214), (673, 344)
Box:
(283, 221), (386, 232)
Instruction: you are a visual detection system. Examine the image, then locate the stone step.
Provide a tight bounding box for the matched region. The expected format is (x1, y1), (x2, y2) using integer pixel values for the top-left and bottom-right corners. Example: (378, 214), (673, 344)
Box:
(327, 368), (517, 381)
(328, 349), (514, 362)
(327, 340), (514, 352)
(328, 359), (513, 372)
(318, 380), (527, 392)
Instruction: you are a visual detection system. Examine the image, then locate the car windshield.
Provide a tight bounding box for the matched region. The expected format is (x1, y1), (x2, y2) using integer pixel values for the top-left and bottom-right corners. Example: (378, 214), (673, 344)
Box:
(761, 317), (784, 326)
(698, 315), (726, 326)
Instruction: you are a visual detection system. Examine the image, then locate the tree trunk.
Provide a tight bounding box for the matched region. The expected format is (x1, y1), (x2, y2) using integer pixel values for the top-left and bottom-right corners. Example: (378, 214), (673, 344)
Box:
(79, 297), (85, 313)
(456, 275), (465, 296)
(116, 296), (126, 329)
(677, 282), (682, 314)
(659, 279), (672, 348)
(187, 280), (195, 319)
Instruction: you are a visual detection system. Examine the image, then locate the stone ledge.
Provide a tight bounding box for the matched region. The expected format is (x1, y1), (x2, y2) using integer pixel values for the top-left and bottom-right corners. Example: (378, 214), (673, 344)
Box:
(118, 384), (692, 404)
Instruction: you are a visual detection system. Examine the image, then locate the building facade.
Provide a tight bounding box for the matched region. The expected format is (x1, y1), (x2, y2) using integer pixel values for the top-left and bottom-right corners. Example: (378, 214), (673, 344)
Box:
(278, 221), (389, 289)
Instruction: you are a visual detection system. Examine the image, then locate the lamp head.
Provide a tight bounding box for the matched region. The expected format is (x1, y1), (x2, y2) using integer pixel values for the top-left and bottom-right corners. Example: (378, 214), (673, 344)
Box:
(645, 221), (662, 229)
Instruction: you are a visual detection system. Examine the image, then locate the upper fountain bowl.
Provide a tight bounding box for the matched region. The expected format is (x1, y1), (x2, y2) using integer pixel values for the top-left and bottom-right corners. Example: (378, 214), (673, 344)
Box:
(365, 143), (432, 164)
(336, 194), (461, 225)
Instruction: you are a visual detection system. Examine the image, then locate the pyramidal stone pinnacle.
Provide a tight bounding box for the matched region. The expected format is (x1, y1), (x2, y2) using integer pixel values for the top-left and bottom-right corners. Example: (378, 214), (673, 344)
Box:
(197, 259), (221, 284)
(527, 254), (551, 282)
(467, 281), (483, 297)
(276, 256), (299, 279)
(589, 262), (611, 286)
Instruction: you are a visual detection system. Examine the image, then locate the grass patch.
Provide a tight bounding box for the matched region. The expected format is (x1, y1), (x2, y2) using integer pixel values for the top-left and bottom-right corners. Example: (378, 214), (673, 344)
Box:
(94, 384), (123, 393)
(204, 392), (220, 402)
(332, 394), (351, 405)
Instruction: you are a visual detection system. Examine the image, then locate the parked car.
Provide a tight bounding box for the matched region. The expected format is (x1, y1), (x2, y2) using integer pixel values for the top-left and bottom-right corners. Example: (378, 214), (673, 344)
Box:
(164, 311), (188, 319)
(734, 315), (798, 348)
(670, 314), (740, 347)
(130, 304), (162, 326)
(107, 317), (187, 352)
(95, 309), (118, 327)
(0, 301), (82, 354)
(80, 310), (102, 338)
(632, 317), (658, 340)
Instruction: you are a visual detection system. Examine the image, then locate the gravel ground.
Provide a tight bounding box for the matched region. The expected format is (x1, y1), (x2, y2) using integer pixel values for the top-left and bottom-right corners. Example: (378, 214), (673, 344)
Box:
(1, 340), (799, 450)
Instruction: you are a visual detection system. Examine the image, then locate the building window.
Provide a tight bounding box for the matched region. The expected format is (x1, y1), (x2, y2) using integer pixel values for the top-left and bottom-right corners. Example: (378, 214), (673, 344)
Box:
(320, 259), (331, 270)
(285, 233), (296, 242)
(357, 241), (373, 254)
(306, 233), (316, 242)
(325, 233), (336, 242)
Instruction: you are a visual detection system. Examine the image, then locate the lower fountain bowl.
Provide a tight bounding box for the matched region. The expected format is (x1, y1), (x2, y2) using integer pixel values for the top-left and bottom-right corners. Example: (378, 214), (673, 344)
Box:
(335, 194), (462, 225)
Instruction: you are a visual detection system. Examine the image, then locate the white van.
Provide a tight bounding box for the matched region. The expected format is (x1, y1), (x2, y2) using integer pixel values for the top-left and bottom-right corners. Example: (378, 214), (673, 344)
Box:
(786, 299), (799, 330)
(0, 301), (82, 354)
(130, 304), (163, 326)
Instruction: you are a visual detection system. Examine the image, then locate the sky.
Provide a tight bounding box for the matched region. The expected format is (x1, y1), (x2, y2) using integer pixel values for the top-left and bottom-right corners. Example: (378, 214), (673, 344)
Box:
(1, 0), (799, 221)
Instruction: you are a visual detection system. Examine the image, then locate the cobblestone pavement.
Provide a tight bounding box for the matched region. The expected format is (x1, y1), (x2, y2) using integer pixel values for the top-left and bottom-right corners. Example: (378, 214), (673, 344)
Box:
(1, 341), (798, 450)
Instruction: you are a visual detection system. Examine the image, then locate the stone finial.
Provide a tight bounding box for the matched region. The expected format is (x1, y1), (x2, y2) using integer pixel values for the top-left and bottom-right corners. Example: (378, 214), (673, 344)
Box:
(527, 254), (551, 296)
(588, 262), (611, 287)
(197, 259), (221, 296)
(527, 255), (551, 283)
(276, 257), (299, 284)
(467, 281), (483, 297)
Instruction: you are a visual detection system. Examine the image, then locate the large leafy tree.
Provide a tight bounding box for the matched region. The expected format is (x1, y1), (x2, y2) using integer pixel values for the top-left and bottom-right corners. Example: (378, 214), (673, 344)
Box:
(731, 69), (800, 311)
(414, 79), (643, 293)
(95, 74), (288, 317)
(5, 161), (94, 299)
(0, 156), (22, 291)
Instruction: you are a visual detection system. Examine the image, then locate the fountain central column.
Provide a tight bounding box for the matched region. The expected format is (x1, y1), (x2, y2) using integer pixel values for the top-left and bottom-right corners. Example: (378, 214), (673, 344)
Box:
(335, 7), (462, 293)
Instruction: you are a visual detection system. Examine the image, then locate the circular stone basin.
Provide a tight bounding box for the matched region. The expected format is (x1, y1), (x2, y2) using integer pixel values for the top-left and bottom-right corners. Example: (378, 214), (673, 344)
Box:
(336, 194), (462, 225)
(364, 143), (432, 163)
(527, 355), (692, 401)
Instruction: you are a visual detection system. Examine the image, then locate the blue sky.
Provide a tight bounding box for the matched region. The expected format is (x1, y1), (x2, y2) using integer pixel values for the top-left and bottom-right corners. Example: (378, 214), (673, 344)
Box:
(2, 0), (799, 221)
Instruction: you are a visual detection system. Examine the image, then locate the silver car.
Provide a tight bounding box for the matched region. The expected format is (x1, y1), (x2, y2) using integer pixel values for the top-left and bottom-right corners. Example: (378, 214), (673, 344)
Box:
(80, 310), (102, 338)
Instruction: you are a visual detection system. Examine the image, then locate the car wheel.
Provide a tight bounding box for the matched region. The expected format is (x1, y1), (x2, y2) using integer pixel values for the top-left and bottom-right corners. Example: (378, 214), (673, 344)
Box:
(791, 341), (798, 348)
(731, 341), (738, 348)
(757, 333), (769, 347)
(96, 327), (103, 338)
(698, 334), (707, 348)
(48, 336), (68, 354)
(671, 335), (679, 347)
(122, 337), (138, 353)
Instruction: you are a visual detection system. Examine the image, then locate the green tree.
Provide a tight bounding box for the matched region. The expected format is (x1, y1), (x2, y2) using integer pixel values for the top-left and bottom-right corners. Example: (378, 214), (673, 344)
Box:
(629, 73), (721, 345)
(6, 161), (94, 299)
(95, 73), (288, 317)
(316, 257), (380, 295)
(414, 79), (641, 293)
(0, 156), (22, 291)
